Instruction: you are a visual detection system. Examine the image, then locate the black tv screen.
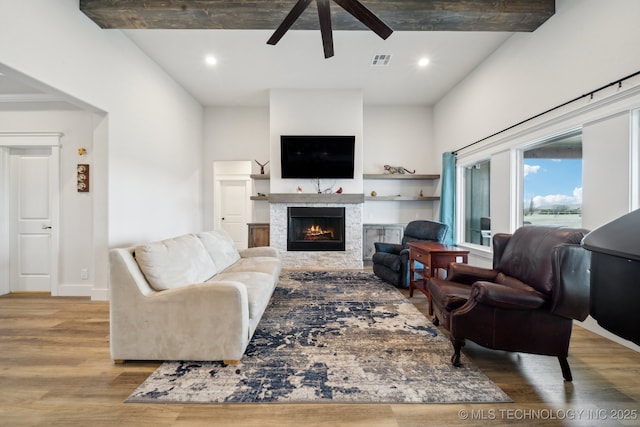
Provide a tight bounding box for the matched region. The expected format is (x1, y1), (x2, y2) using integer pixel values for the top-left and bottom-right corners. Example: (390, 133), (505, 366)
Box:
(280, 135), (355, 179)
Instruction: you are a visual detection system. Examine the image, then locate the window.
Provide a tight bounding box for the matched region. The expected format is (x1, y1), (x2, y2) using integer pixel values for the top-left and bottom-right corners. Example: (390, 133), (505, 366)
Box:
(522, 131), (582, 227)
(463, 160), (491, 246)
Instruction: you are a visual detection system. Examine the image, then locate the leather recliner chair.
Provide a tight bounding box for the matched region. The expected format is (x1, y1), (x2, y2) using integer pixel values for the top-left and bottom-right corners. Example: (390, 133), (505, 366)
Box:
(372, 220), (449, 288)
(427, 226), (591, 381)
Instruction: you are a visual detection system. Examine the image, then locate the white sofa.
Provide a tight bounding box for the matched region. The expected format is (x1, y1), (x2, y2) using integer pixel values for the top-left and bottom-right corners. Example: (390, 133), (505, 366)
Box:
(109, 230), (281, 363)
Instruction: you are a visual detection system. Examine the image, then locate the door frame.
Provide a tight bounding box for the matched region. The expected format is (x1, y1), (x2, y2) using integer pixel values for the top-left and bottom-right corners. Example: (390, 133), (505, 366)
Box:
(213, 161), (252, 248)
(0, 132), (62, 296)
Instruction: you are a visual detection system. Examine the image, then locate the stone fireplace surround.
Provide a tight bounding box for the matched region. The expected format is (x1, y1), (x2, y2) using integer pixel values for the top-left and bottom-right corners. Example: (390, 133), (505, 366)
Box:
(269, 193), (364, 270)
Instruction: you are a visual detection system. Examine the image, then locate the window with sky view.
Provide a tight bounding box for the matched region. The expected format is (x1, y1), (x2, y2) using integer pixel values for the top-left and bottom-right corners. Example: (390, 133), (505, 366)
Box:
(523, 132), (583, 228)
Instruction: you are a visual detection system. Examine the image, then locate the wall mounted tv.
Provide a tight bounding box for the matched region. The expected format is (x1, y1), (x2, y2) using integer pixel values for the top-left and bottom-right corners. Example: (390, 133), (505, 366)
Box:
(280, 135), (355, 179)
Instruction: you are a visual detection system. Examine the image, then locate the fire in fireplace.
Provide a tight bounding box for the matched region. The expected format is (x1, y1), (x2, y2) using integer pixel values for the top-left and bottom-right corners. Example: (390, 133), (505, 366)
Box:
(287, 207), (345, 251)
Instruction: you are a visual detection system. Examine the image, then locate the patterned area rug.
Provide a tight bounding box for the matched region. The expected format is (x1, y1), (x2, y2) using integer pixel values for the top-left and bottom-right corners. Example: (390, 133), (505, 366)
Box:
(126, 271), (511, 404)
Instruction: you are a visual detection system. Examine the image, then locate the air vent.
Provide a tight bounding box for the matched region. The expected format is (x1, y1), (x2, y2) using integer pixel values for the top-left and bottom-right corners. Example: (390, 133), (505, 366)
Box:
(371, 54), (392, 66)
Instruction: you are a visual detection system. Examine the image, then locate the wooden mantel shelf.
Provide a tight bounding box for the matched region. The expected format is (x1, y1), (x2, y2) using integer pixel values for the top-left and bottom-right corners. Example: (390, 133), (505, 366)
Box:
(268, 193), (365, 204)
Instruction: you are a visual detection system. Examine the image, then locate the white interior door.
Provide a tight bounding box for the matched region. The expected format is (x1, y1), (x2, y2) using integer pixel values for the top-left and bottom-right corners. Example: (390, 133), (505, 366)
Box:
(219, 179), (249, 249)
(10, 148), (57, 292)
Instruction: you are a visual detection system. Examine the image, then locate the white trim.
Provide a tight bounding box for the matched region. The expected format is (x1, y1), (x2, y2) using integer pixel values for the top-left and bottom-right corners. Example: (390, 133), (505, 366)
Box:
(49, 146), (60, 296)
(0, 132), (63, 296)
(0, 132), (63, 147)
(630, 108), (640, 210)
(57, 283), (93, 297)
(213, 161), (252, 250)
(0, 148), (10, 295)
(511, 148), (523, 232)
(454, 164), (465, 245)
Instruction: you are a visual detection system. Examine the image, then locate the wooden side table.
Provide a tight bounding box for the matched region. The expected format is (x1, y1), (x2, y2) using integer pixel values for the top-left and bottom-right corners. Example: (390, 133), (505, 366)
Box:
(408, 242), (469, 315)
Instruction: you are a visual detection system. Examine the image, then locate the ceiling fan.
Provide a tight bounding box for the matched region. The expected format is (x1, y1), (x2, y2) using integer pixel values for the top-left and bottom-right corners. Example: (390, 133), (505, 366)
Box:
(267, 0), (393, 59)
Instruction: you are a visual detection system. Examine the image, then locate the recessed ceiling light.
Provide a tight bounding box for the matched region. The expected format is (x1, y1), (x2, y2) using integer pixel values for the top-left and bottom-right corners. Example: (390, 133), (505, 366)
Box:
(418, 58), (430, 67)
(205, 55), (217, 66)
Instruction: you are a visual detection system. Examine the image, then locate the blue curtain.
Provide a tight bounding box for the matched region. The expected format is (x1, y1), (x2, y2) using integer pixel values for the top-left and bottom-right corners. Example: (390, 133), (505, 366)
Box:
(439, 152), (457, 246)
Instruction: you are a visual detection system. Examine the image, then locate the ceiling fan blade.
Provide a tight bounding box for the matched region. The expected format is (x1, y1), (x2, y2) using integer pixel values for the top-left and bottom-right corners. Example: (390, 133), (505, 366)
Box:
(317, 0), (334, 58)
(267, 0), (314, 45)
(333, 0), (393, 40)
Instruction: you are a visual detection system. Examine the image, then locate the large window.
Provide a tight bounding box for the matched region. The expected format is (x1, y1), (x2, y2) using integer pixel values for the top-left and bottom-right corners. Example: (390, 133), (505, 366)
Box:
(464, 160), (491, 246)
(522, 131), (582, 227)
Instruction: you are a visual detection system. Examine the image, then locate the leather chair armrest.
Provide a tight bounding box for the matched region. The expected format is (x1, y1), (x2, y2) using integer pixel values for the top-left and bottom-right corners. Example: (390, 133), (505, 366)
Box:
(374, 242), (404, 255)
(551, 244), (591, 321)
(470, 281), (547, 310)
(447, 263), (499, 286)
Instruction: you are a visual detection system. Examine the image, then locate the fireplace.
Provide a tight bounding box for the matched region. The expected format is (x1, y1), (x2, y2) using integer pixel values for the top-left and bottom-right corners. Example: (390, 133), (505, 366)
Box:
(287, 207), (345, 251)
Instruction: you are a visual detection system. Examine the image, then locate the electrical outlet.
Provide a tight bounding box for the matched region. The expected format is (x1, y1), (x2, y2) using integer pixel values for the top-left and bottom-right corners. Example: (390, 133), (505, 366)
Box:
(80, 269), (89, 280)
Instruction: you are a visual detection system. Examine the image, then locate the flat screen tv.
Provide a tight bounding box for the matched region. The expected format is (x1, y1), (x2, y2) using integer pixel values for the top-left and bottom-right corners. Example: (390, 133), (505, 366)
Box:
(280, 135), (355, 179)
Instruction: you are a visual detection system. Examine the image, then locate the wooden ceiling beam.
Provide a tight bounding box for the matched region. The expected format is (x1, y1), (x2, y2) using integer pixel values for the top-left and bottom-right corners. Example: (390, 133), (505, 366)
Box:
(79, 0), (555, 32)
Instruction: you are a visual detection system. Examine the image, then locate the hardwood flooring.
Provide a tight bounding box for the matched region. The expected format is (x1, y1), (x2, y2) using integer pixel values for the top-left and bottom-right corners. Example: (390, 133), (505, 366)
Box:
(1, 291), (639, 426)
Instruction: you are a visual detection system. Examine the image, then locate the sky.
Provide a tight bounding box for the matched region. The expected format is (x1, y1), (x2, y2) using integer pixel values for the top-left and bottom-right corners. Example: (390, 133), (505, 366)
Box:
(523, 159), (582, 208)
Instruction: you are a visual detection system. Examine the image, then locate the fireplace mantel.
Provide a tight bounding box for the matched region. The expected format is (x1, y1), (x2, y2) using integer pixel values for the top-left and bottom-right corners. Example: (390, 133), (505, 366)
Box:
(269, 193), (364, 204)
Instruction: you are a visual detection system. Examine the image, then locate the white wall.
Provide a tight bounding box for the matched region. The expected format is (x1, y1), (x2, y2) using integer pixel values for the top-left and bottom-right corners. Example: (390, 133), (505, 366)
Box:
(0, 0), (203, 246)
(0, 111), (95, 295)
(363, 105), (435, 174)
(269, 89), (364, 194)
(0, 0), (204, 298)
(433, 0), (640, 350)
(203, 107), (270, 229)
(434, 0), (640, 154)
(202, 102), (438, 225)
(363, 105), (438, 224)
(582, 113), (633, 229)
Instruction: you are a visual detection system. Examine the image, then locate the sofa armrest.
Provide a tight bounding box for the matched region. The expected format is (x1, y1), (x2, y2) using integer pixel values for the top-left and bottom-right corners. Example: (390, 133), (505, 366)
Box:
(446, 263), (499, 286)
(469, 281), (547, 310)
(374, 242), (404, 255)
(551, 244), (591, 321)
(110, 245), (253, 361)
(239, 246), (279, 258)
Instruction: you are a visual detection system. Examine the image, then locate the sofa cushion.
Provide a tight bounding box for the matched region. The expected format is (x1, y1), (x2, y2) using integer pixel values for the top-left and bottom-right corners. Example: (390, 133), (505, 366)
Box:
(223, 256), (281, 278)
(212, 271), (275, 320)
(135, 234), (217, 291)
(197, 230), (241, 272)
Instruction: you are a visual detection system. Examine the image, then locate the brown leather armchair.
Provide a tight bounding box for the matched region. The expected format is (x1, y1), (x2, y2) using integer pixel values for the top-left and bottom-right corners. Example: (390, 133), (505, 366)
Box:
(427, 226), (591, 381)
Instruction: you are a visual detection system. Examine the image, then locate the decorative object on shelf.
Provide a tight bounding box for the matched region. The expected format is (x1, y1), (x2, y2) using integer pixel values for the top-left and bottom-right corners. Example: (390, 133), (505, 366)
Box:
(371, 190), (377, 197)
(77, 147), (87, 156)
(297, 186), (302, 193)
(257, 193), (266, 197)
(255, 160), (269, 175)
(336, 187), (343, 194)
(420, 189), (424, 197)
(77, 164), (89, 193)
(313, 178), (337, 194)
(384, 164), (415, 174)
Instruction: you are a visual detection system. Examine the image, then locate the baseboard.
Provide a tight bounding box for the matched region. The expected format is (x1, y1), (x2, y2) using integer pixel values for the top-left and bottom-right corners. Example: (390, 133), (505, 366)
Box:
(91, 287), (109, 301)
(57, 283), (93, 297)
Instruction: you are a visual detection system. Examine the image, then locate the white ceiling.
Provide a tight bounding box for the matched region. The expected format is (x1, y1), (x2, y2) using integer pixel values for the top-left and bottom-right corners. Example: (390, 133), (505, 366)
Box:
(0, 29), (512, 110)
(123, 29), (511, 106)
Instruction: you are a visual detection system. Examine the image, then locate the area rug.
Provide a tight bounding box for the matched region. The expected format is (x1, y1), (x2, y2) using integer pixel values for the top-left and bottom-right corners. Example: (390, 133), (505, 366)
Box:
(126, 271), (511, 404)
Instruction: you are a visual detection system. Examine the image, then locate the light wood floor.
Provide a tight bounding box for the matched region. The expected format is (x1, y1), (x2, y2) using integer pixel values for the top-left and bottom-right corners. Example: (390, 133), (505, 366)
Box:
(1, 291), (639, 427)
